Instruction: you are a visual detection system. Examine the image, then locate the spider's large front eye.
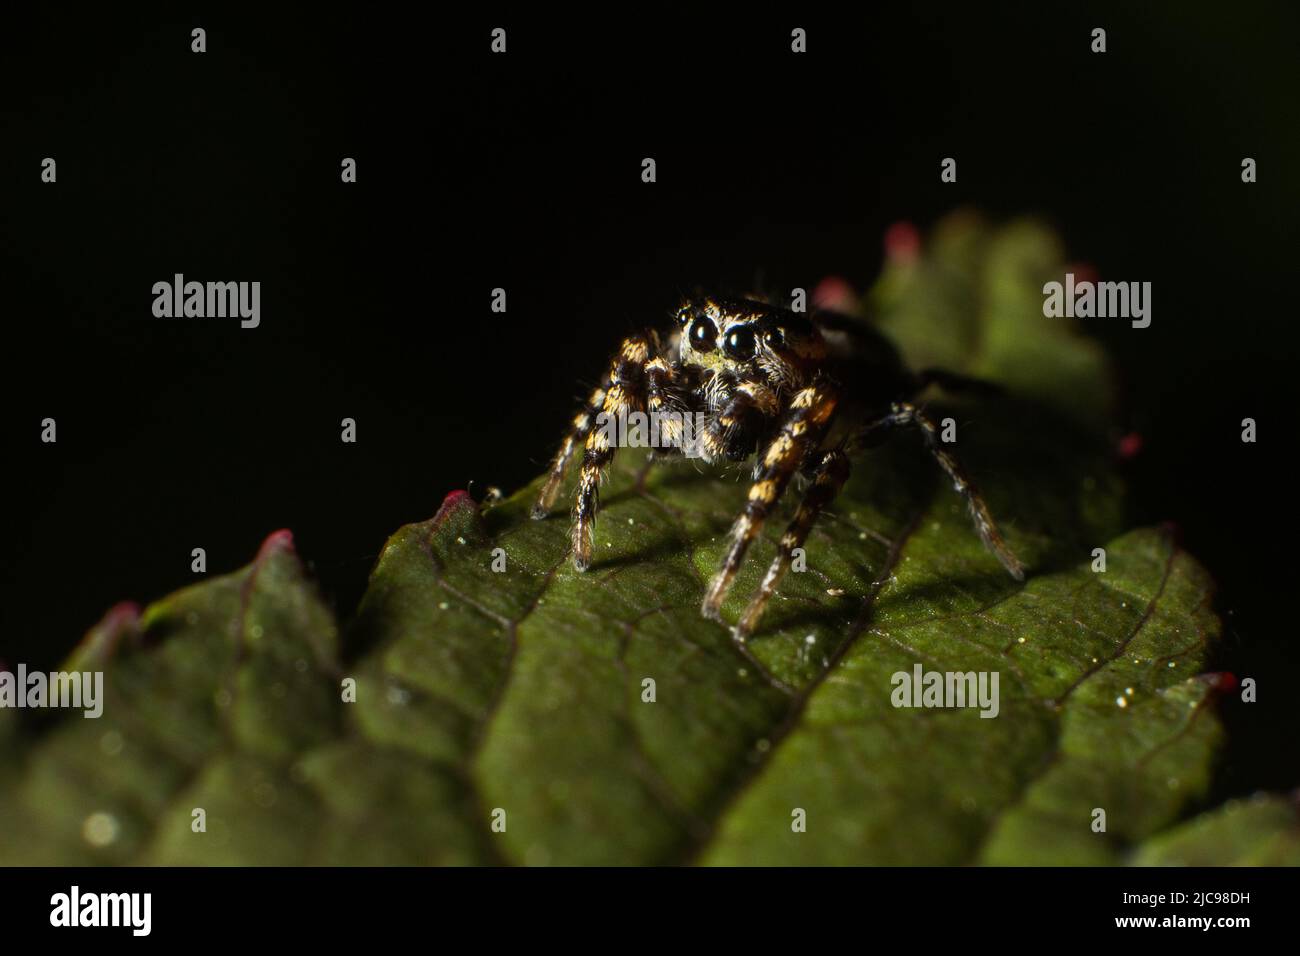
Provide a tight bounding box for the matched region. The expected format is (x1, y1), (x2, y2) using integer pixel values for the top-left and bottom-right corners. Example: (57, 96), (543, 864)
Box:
(723, 325), (756, 361)
(689, 317), (718, 353)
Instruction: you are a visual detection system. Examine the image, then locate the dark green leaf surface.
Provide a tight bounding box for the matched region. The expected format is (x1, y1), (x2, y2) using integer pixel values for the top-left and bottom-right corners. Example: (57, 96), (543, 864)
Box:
(3, 214), (1292, 865)
(1129, 795), (1300, 866)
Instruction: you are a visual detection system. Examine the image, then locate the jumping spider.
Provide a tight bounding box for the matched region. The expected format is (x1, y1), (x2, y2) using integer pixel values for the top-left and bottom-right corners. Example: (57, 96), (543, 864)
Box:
(531, 296), (1025, 642)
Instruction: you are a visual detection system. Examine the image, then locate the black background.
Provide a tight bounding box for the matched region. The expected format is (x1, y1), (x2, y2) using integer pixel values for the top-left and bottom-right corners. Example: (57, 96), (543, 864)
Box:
(0, 865), (1287, 939)
(2, 6), (1297, 802)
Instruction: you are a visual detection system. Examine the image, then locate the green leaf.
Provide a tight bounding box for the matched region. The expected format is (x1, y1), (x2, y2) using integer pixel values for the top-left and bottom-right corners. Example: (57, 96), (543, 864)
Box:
(1128, 795), (1300, 866)
(0, 213), (1283, 865)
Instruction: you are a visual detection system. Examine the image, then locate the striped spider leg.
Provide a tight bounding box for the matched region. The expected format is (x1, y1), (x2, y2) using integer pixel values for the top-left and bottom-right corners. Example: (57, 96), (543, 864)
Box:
(701, 373), (842, 642)
(531, 330), (690, 571)
(851, 401), (1024, 581)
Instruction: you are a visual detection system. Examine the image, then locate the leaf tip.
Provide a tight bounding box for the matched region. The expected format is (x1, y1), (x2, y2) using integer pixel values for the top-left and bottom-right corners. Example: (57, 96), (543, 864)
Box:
(433, 489), (477, 527)
(1116, 431), (1143, 461)
(1066, 261), (1099, 286)
(811, 275), (858, 312)
(101, 600), (142, 629)
(883, 220), (920, 264)
(1199, 671), (1238, 694)
(257, 528), (297, 559)
(65, 600), (142, 668)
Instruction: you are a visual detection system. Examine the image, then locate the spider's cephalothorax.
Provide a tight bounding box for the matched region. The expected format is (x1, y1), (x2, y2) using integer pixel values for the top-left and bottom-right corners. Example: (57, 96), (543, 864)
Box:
(531, 295), (1025, 642)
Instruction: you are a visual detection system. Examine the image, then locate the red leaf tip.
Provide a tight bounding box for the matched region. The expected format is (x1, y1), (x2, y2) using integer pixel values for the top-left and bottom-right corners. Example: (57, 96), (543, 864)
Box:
(1200, 671), (1238, 693)
(812, 276), (857, 313)
(432, 489), (478, 529)
(257, 529), (296, 559)
(1066, 262), (1099, 285)
(884, 221), (920, 264)
(102, 601), (142, 629)
(1117, 432), (1143, 460)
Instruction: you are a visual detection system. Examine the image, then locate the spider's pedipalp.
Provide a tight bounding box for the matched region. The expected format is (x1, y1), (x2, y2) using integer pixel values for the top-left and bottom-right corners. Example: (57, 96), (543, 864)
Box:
(734, 446), (851, 641)
(702, 375), (781, 462)
(862, 401), (1025, 581)
(701, 375), (839, 629)
(644, 355), (690, 453)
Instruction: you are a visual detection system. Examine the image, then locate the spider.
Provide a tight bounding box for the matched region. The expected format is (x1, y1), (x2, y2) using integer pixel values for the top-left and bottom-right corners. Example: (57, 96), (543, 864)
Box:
(531, 296), (1025, 643)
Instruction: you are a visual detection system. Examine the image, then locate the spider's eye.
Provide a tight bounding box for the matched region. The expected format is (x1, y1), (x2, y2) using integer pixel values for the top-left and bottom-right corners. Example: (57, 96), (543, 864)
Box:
(677, 308), (693, 328)
(764, 327), (785, 349)
(723, 325), (756, 361)
(689, 317), (718, 352)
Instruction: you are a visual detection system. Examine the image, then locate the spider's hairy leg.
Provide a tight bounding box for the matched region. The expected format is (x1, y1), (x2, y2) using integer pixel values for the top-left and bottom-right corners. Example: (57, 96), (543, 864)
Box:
(570, 334), (655, 571)
(867, 401), (1025, 581)
(643, 355), (690, 451)
(532, 378), (611, 519)
(532, 331), (669, 520)
(702, 377), (780, 461)
(701, 376), (840, 629)
(735, 447), (851, 641)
